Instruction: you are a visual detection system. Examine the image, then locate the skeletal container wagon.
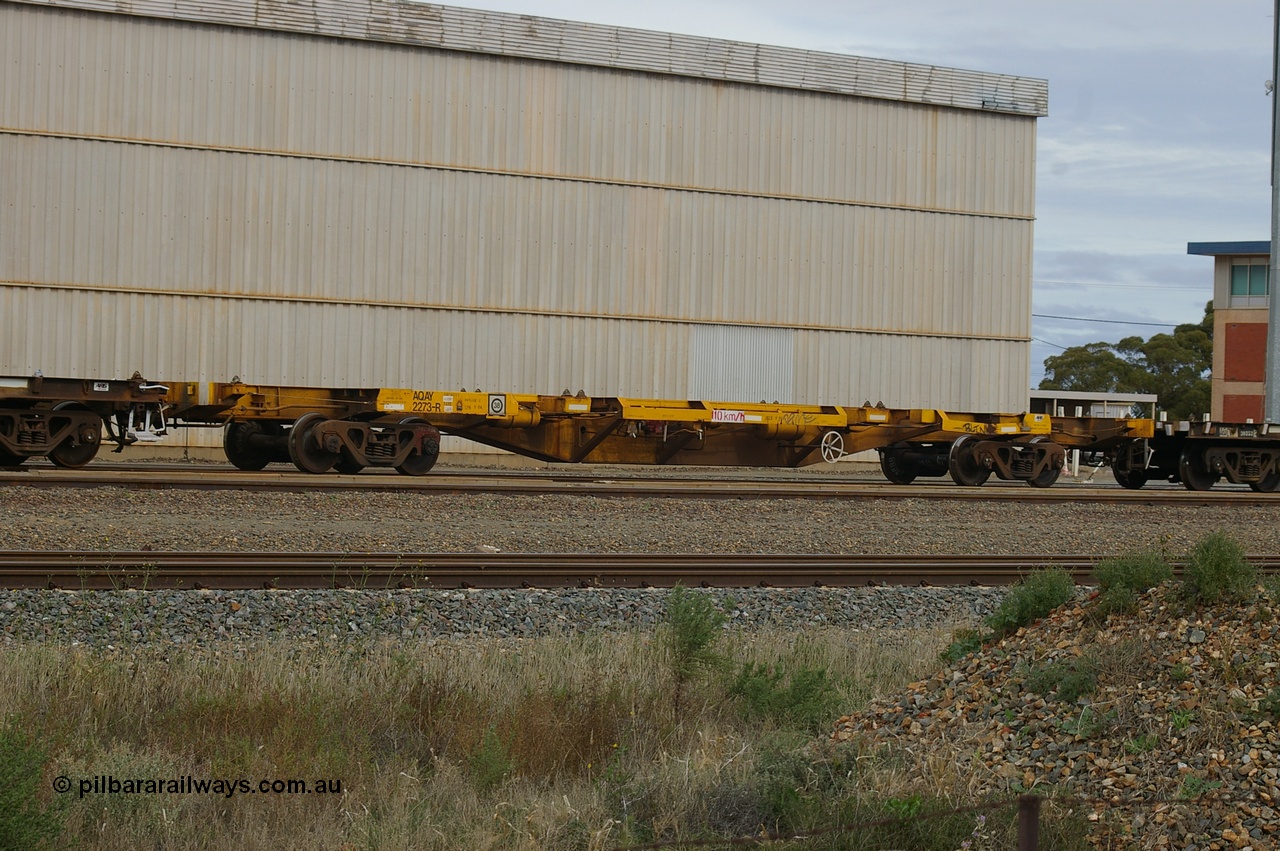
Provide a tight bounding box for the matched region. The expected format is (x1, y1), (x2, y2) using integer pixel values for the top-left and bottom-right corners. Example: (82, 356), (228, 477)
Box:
(0, 373), (1228, 491)
(4, 374), (1278, 492)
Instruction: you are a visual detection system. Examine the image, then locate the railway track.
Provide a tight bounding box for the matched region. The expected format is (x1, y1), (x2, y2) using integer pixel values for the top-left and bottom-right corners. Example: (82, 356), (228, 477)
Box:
(3, 551), (1278, 590)
(1, 463), (1276, 504)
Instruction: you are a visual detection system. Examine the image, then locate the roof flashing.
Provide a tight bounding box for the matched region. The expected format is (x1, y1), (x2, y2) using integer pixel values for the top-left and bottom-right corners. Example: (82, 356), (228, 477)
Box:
(6, 0), (1049, 116)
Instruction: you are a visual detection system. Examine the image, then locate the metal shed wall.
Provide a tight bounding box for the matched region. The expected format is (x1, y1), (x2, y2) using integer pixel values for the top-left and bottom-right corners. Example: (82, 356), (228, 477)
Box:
(0, 286), (1023, 411)
(0, 4), (1040, 218)
(0, 0), (1043, 427)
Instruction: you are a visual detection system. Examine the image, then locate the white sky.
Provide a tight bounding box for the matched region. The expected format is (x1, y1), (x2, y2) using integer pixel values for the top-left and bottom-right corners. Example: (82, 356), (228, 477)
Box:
(449, 0), (1275, 384)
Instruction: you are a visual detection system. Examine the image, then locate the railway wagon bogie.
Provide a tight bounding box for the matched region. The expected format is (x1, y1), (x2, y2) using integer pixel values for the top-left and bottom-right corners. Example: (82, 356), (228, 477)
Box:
(945, 434), (1065, 488)
(0, 374), (169, 467)
(1179, 441), (1280, 492)
(235, 415), (443, 476)
(1109, 429), (1280, 493)
(45, 402), (103, 468)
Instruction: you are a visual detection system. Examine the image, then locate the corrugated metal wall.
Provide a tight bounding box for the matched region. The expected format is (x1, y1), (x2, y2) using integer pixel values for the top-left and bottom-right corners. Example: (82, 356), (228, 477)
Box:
(0, 4), (1039, 217)
(0, 285), (1021, 411)
(0, 0), (1042, 435)
(689, 326), (795, 404)
(1, 135), (1032, 339)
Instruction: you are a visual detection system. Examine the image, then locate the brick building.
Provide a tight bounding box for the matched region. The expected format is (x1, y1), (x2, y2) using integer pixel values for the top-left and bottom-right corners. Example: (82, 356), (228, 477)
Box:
(1187, 241), (1270, 422)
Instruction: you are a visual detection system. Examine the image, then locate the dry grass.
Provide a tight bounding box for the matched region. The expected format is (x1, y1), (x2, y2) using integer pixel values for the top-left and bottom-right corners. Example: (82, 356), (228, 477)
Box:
(0, 625), (961, 850)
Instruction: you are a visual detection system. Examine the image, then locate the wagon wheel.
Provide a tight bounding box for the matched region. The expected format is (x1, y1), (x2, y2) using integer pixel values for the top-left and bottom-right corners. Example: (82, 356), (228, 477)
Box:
(1110, 440), (1148, 490)
(1178, 445), (1218, 492)
(1112, 465), (1148, 490)
(947, 434), (991, 487)
(394, 417), (440, 477)
(1026, 437), (1062, 489)
(878, 449), (917, 484)
(1028, 462), (1062, 488)
(819, 431), (846, 464)
(287, 412), (339, 474)
(1249, 469), (1280, 493)
(223, 421), (274, 471)
(47, 403), (103, 468)
(0, 448), (27, 467)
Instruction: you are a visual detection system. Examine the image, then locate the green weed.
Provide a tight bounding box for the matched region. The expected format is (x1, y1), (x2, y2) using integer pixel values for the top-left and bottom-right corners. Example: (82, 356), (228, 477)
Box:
(1124, 734), (1159, 754)
(1026, 661), (1097, 704)
(1058, 706), (1114, 739)
(1094, 551), (1173, 594)
(1091, 550), (1172, 617)
(1182, 531), (1257, 604)
(1262, 574), (1280, 603)
(660, 586), (727, 714)
(939, 628), (984, 664)
(468, 724), (513, 792)
(1170, 709), (1197, 732)
(985, 568), (1075, 637)
(1259, 687), (1280, 721)
(1177, 775), (1222, 799)
(727, 662), (842, 733)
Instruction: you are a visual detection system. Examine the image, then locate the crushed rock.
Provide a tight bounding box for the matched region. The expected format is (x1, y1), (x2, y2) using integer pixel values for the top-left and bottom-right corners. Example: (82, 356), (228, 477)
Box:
(831, 583), (1280, 849)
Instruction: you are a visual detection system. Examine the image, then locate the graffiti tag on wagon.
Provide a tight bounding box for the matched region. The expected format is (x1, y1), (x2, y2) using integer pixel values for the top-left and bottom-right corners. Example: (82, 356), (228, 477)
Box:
(711, 409), (746, 423)
(781, 411), (817, 426)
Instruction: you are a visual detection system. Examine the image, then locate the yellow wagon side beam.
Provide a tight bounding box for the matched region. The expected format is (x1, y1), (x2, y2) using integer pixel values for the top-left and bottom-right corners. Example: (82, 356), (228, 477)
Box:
(161, 382), (1144, 483)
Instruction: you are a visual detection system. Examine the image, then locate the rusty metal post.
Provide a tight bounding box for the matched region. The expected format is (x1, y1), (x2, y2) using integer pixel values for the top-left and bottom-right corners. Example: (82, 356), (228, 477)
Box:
(1017, 794), (1041, 851)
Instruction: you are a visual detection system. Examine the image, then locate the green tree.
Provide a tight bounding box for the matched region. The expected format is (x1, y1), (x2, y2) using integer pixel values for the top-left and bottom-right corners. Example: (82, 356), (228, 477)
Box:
(1037, 341), (1145, 394)
(1039, 302), (1213, 419)
(660, 586), (727, 716)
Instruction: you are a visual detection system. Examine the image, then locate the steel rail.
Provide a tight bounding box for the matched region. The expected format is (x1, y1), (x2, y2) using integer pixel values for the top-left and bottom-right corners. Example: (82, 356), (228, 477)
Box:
(0, 466), (1275, 504)
(2, 552), (1278, 591)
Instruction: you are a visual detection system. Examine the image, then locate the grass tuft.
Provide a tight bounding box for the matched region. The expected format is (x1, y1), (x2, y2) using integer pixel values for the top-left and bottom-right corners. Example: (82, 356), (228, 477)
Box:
(1182, 531), (1257, 604)
(0, 723), (66, 851)
(1091, 551), (1172, 617)
(0, 620), (1092, 850)
(984, 568), (1075, 638)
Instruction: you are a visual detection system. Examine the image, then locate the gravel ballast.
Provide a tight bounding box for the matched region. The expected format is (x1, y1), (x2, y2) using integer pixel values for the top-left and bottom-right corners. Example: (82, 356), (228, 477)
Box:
(3, 483), (1279, 555)
(0, 585), (1006, 647)
(2, 480), (1278, 649)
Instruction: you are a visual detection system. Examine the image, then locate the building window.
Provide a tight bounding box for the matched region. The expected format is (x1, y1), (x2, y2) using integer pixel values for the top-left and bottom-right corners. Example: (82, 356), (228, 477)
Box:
(1229, 261), (1269, 307)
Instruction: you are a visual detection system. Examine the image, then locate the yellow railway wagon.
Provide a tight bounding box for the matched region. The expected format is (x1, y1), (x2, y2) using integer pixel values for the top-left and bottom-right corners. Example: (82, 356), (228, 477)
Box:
(15, 376), (1277, 493)
(160, 382), (1155, 488)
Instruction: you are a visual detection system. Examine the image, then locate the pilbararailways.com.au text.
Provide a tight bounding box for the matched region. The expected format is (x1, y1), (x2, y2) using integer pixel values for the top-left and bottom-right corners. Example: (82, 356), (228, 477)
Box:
(54, 775), (343, 799)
